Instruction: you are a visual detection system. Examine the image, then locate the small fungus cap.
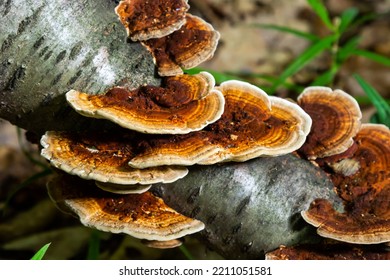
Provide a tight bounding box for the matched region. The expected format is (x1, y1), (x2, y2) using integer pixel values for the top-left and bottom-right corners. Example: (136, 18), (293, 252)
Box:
(297, 86), (362, 160)
(115, 0), (189, 41)
(66, 72), (225, 134)
(40, 131), (188, 186)
(142, 14), (220, 76)
(47, 175), (205, 241)
(128, 80), (312, 168)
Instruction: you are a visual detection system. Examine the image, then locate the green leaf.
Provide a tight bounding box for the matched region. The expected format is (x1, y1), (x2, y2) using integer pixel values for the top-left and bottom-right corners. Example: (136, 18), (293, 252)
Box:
(351, 49), (390, 67)
(251, 24), (319, 41)
(307, 0), (334, 31)
(338, 7), (359, 34)
(31, 243), (51, 260)
(354, 74), (390, 127)
(310, 66), (339, 86)
(269, 34), (337, 93)
(87, 229), (101, 260)
(337, 36), (360, 62)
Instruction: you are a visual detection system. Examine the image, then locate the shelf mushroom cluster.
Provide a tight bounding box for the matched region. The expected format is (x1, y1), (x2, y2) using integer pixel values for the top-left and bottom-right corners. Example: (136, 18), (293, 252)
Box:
(38, 0), (389, 255)
(115, 0), (220, 76)
(294, 86), (390, 254)
(41, 72), (312, 247)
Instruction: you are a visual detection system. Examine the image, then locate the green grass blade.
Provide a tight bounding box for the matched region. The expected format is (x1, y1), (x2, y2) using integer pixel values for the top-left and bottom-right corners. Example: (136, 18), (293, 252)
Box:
(337, 36), (360, 62)
(307, 0), (334, 31)
(354, 74), (390, 127)
(310, 66), (339, 86)
(251, 24), (319, 41)
(179, 244), (194, 260)
(31, 243), (51, 260)
(269, 34), (336, 93)
(338, 7), (359, 34)
(87, 229), (101, 260)
(351, 49), (390, 67)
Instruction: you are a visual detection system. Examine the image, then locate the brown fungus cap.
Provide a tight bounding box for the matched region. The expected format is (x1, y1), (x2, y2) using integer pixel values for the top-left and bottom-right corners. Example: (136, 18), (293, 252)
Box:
(115, 0), (189, 41)
(301, 124), (390, 245)
(66, 72), (224, 134)
(301, 198), (390, 244)
(128, 80), (312, 168)
(47, 174), (205, 241)
(297, 86), (362, 160)
(40, 131), (188, 186)
(266, 243), (390, 260)
(142, 14), (220, 76)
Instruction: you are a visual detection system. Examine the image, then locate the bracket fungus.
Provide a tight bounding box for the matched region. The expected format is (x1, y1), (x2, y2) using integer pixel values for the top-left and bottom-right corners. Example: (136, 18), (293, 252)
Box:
(115, 1), (219, 76)
(66, 72), (224, 134)
(128, 80), (312, 168)
(47, 174), (204, 242)
(40, 75), (313, 248)
(297, 86), (362, 160)
(141, 14), (220, 76)
(40, 130), (189, 188)
(115, 0), (190, 41)
(301, 124), (390, 245)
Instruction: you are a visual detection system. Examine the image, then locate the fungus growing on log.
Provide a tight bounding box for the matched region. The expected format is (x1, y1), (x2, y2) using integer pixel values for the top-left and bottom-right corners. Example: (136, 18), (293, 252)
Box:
(40, 130), (189, 187)
(297, 86), (362, 160)
(47, 174), (205, 241)
(115, 0), (189, 41)
(66, 72), (225, 134)
(128, 80), (312, 168)
(301, 124), (390, 245)
(141, 14), (220, 76)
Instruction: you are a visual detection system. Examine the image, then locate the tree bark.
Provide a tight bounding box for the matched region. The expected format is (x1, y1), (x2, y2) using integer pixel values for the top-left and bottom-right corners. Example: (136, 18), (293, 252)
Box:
(153, 154), (342, 259)
(0, 0), (159, 134)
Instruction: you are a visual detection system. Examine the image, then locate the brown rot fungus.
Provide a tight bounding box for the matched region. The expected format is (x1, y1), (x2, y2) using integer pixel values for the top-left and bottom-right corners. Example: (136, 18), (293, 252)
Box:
(66, 72), (224, 134)
(301, 124), (390, 245)
(115, 0), (189, 41)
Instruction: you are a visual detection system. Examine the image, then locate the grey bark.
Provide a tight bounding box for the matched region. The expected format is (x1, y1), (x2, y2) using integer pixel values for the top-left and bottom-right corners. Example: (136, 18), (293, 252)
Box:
(0, 0), (159, 134)
(153, 155), (342, 259)
(0, 0), (343, 260)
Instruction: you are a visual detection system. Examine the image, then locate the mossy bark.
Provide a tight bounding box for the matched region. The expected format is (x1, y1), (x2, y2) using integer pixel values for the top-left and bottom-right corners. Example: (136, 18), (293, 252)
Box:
(0, 0), (159, 134)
